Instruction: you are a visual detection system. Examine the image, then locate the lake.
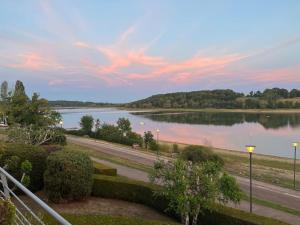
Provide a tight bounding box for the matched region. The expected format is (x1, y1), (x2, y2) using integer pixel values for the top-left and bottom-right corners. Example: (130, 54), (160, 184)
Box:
(58, 108), (300, 158)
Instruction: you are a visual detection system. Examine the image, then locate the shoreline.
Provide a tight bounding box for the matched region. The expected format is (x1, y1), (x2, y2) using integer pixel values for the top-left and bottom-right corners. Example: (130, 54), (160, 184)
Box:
(122, 107), (300, 114)
(52, 106), (300, 114)
(158, 139), (299, 163)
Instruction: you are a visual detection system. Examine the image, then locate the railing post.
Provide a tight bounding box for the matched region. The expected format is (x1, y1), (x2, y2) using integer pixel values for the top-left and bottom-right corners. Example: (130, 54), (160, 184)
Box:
(0, 172), (10, 199)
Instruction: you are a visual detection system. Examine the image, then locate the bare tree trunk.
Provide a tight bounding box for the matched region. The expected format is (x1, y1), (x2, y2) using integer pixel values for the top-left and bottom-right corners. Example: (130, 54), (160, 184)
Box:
(192, 214), (198, 225)
(181, 213), (190, 225)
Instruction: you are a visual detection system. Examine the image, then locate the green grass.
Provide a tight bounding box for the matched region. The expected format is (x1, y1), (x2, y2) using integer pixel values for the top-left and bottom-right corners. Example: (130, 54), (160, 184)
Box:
(242, 194), (300, 217)
(43, 214), (180, 225)
(65, 142), (152, 173)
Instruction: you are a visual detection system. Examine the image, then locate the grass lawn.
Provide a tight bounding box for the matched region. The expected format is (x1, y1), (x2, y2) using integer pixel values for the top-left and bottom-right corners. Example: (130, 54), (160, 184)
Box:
(45, 214), (180, 225)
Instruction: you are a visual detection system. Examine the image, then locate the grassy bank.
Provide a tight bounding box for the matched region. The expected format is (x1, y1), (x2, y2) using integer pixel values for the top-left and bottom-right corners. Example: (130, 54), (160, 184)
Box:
(65, 142), (152, 173)
(159, 140), (299, 190)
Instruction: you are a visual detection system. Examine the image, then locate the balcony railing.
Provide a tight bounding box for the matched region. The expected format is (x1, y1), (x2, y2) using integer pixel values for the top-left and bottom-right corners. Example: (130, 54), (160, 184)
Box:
(0, 166), (71, 225)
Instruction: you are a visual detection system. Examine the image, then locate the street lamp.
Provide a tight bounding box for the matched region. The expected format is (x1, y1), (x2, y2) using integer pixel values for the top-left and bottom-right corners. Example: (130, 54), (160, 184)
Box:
(59, 120), (63, 128)
(156, 129), (160, 144)
(292, 142), (298, 190)
(246, 145), (255, 213)
(140, 122), (145, 148)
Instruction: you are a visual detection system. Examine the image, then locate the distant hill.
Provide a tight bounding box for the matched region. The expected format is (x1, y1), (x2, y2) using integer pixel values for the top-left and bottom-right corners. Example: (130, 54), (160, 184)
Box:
(125, 88), (300, 109)
(49, 100), (119, 108)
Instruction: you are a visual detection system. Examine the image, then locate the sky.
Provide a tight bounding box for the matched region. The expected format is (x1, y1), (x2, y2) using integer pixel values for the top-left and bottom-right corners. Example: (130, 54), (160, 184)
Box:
(0, 0), (299, 102)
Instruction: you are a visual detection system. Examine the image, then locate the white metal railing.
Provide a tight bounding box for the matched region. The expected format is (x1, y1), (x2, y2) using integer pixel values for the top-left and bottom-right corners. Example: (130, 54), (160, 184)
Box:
(0, 167), (71, 225)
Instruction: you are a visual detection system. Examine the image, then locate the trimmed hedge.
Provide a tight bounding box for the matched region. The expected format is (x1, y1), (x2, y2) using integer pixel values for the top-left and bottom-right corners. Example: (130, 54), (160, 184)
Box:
(93, 162), (117, 176)
(0, 143), (48, 192)
(92, 175), (289, 225)
(43, 214), (179, 225)
(44, 150), (94, 203)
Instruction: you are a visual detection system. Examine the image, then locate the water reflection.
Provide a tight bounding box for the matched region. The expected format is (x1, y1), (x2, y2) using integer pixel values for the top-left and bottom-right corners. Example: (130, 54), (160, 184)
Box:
(131, 112), (300, 129)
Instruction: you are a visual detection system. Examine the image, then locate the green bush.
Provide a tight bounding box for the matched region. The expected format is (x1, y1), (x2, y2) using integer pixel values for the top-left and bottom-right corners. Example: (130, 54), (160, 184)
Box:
(92, 175), (169, 214)
(0, 143), (48, 192)
(180, 145), (224, 166)
(44, 150), (94, 203)
(94, 162), (117, 176)
(43, 214), (179, 225)
(0, 199), (16, 225)
(92, 175), (289, 225)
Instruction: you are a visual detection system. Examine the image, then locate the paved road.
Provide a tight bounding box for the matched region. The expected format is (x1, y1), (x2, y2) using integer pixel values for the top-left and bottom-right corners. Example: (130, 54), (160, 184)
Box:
(68, 136), (300, 221)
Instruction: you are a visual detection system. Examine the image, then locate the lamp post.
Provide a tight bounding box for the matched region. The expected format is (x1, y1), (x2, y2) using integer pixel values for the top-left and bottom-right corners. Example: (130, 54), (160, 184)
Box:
(292, 142), (298, 190)
(59, 120), (63, 128)
(140, 122), (145, 148)
(156, 129), (160, 144)
(246, 145), (255, 213)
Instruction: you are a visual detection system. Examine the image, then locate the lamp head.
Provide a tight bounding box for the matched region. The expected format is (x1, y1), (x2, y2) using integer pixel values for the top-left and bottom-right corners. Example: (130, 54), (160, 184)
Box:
(156, 129), (160, 133)
(246, 145), (255, 153)
(292, 142), (299, 148)
(140, 121), (144, 126)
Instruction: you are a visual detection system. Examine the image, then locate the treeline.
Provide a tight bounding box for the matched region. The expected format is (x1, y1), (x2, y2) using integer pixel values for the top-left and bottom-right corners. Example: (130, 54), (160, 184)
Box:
(49, 100), (119, 108)
(125, 88), (300, 109)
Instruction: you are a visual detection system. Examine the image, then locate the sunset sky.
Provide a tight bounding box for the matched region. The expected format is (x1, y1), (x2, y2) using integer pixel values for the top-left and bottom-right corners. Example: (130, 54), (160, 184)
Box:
(0, 0), (299, 102)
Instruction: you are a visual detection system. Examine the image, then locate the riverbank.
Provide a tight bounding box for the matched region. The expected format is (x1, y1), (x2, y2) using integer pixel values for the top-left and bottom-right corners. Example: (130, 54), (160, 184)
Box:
(158, 139), (300, 190)
(121, 107), (300, 114)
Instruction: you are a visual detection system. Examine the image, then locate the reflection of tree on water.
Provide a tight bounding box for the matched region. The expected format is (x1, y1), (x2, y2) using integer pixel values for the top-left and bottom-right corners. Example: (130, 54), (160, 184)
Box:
(131, 112), (300, 129)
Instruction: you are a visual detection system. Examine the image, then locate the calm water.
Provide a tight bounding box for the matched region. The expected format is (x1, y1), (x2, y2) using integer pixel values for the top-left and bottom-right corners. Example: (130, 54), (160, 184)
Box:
(58, 108), (300, 158)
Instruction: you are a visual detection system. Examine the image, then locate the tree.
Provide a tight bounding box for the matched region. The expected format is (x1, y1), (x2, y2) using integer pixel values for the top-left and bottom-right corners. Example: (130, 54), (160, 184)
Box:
(0, 81), (8, 101)
(95, 118), (101, 130)
(143, 131), (154, 149)
(150, 159), (241, 225)
(80, 115), (94, 135)
(117, 117), (131, 134)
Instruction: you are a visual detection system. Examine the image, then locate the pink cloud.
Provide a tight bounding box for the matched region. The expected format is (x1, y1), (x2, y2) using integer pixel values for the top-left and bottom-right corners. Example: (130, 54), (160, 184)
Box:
(8, 52), (63, 71)
(74, 41), (89, 48)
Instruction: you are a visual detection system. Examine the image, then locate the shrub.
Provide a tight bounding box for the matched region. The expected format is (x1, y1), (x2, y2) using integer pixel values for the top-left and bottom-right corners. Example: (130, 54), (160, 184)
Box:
(149, 141), (159, 151)
(92, 175), (170, 214)
(0, 199), (16, 225)
(44, 150), (94, 203)
(180, 145), (224, 166)
(0, 143), (48, 192)
(92, 175), (288, 225)
(93, 162), (117, 176)
(158, 144), (171, 152)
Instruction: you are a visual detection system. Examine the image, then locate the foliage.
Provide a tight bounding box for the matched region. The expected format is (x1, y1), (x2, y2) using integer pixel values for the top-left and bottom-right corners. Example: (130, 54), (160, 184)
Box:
(180, 145), (224, 166)
(44, 150), (94, 203)
(20, 160), (32, 187)
(149, 159), (242, 225)
(43, 214), (179, 225)
(93, 162), (117, 176)
(126, 88), (300, 109)
(143, 131), (154, 149)
(94, 121), (143, 147)
(0, 199), (16, 225)
(117, 117), (132, 134)
(0, 143), (48, 192)
(92, 175), (287, 225)
(2, 80), (61, 126)
(149, 141), (159, 151)
(0, 81), (8, 100)
(48, 100), (118, 108)
(7, 126), (66, 146)
(80, 115), (94, 135)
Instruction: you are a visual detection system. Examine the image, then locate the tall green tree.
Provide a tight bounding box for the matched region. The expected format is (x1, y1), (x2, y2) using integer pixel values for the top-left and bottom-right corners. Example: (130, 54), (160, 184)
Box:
(143, 131), (154, 149)
(117, 117), (131, 134)
(150, 159), (242, 225)
(80, 115), (94, 135)
(0, 81), (8, 100)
